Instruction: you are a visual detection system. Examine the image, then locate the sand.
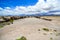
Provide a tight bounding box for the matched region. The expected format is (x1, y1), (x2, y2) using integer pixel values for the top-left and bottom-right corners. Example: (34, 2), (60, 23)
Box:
(0, 17), (60, 40)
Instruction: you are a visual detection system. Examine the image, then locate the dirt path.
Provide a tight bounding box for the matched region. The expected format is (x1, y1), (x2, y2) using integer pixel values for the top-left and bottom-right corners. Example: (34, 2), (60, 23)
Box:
(0, 18), (60, 40)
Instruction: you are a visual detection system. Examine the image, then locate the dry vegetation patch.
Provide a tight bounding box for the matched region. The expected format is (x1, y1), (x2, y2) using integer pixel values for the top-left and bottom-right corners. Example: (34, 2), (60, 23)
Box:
(16, 36), (27, 40)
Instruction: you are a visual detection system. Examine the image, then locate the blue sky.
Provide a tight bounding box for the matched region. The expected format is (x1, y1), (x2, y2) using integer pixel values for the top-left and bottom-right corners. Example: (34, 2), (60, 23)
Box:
(0, 0), (38, 8)
(0, 0), (60, 16)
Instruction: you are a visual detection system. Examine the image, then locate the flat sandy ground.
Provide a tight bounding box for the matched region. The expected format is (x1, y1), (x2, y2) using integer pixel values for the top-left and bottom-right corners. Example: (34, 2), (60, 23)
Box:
(0, 16), (60, 40)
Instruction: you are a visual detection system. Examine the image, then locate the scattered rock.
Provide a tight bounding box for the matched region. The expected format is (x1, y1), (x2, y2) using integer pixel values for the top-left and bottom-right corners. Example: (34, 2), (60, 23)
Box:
(43, 33), (47, 35)
(38, 29), (40, 31)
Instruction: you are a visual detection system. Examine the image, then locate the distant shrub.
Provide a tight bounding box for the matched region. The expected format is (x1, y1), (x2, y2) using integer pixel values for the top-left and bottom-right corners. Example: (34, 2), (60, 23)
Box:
(42, 28), (49, 31)
(16, 36), (27, 40)
(56, 33), (60, 36)
(54, 30), (57, 32)
(50, 33), (53, 35)
(6, 22), (10, 25)
(50, 37), (53, 40)
(0, 25), (3, 28)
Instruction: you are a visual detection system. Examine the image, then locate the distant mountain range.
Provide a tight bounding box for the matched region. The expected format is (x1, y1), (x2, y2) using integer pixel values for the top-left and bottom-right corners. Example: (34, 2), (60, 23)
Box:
(0, 10), (60, 16)
(0, 13), (60, 16)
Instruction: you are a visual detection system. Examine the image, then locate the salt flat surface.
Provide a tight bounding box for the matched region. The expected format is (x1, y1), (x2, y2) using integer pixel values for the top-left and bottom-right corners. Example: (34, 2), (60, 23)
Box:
(0, 17), (60, 40)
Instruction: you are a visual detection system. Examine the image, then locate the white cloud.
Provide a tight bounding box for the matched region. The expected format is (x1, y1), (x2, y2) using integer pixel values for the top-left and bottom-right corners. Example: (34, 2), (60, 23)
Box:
(0, 0), (60, 16)
(0, 7), (3, 10)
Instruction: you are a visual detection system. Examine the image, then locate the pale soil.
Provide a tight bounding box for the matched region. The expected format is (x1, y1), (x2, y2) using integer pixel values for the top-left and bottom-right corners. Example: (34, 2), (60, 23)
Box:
(0, 17), (60, 40)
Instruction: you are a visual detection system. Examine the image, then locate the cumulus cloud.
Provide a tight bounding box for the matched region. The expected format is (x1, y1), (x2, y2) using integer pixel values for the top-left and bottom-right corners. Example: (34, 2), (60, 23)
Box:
(0, 0), (60, 16)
